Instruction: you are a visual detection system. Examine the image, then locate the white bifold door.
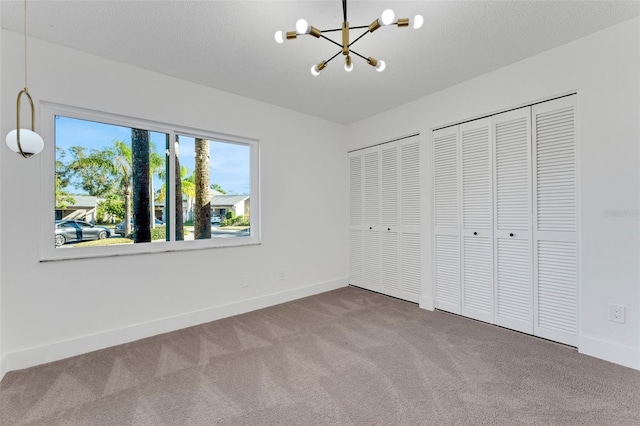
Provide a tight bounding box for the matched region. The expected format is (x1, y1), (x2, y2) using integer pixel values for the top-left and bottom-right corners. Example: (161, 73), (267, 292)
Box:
(433, 95), (578, 346)
(433, 126), (460, 313)
(348, 136), (422, 303)
(460, 118), (495, 324)
(532, 96), (578, 346)
(493, 108), (533, 334)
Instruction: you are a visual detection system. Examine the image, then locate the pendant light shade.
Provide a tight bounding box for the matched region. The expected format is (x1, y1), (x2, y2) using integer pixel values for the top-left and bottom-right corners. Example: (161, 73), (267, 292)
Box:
(6, 128), (44, 158)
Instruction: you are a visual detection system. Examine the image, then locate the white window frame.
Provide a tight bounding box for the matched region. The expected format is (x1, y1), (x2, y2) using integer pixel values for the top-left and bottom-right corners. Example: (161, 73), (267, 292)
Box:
(40, 102), (261, 261)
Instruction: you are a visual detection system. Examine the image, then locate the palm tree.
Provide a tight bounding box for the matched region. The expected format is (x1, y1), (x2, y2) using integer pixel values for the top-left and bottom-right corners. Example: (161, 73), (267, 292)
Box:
(106, 140), (134, 237)
(148, 139), (166, 230)
(156, 164), (195, 239)
(132, 129), (150, 243)
(194, 138), (211, 239)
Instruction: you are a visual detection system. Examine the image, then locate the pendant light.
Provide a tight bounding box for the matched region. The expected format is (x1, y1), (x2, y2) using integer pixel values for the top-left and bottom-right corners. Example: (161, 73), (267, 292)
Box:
(6, 0), (44, 158)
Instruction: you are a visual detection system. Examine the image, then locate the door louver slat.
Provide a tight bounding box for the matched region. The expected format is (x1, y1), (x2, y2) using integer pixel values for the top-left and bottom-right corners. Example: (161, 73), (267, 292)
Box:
(434, 133), (458, 228)
(436, 235), (460, 307)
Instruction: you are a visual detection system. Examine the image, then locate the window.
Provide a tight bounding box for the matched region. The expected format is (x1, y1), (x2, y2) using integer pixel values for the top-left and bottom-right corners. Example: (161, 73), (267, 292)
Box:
(41, 104), (259, 260)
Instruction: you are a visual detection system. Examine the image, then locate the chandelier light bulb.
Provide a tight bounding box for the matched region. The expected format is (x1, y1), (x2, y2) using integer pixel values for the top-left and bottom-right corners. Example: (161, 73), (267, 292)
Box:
(376, 60), (386, 72)
(274, 30), (284, 44)
(413, 15), (424, 29)
(345, 55), (353, 72)
(380, 9), (395, 26)
(6, 129), (44, 157)
(311, 64), (321, 76)
(296, 18), (310, 34)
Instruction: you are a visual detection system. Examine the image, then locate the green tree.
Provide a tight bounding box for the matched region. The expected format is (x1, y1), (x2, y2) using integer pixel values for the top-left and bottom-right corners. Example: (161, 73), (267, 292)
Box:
(148, 139), (165, 230)
(96, 193), (124, 222)
(55, 175), (76, 209)
(68, 139), (163, 238)
(55, 148), (75, 209)
(155, 166), (196, 208)
(210, 183), (227, 194)
(156, 162), (196, 241)
(174, 136), (184, 240)
(67, 146), (117, 196)
(68, 140), (133, 235)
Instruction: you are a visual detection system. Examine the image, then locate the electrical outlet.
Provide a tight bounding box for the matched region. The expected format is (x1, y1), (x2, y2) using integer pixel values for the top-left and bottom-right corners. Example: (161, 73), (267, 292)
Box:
(241, 275), (249, 288)
(279, 270), (286, 281)
(608, 303), (626, 324)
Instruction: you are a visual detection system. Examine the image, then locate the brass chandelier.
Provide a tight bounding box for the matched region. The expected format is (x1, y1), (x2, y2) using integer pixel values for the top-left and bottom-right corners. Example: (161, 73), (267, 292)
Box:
(275, 0), (423, 75)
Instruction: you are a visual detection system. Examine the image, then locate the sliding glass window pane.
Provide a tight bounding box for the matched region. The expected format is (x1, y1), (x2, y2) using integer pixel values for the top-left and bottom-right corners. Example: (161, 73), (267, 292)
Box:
(54, 116), (169, 248)
(175, 135), (251, 240)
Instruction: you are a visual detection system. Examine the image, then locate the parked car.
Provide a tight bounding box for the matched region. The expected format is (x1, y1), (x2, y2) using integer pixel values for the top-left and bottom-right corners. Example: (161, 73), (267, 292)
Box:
(211, 215), (221, 224)
(55, 220), (111, 247)
(115, 218), (164, 236)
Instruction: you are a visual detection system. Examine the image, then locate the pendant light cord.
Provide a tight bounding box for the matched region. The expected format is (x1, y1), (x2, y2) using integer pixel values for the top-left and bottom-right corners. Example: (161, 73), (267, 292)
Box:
(23, 0), (28, 90)
(342, 0), (347, 22)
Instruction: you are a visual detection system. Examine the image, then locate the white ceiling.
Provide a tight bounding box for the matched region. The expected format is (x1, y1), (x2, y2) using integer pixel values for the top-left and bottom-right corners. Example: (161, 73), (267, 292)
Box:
(1, 1), (639, 124)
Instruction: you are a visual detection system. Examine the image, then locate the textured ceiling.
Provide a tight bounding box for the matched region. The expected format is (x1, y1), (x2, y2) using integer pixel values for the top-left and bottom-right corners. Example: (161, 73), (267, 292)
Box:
(1, 1), (639, 124)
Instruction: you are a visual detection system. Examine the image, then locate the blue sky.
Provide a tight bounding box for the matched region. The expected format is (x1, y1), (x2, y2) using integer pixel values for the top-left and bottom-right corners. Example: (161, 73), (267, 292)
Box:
(55, 116), (250, 195)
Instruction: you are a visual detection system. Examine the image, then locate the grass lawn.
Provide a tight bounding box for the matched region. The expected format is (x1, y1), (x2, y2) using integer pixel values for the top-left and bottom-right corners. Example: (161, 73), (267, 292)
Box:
(74, 238), (132, 247)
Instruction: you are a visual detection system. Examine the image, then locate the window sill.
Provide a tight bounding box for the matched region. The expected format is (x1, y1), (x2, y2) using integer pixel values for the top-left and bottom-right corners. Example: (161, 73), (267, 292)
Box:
(40, 237), (261, 262)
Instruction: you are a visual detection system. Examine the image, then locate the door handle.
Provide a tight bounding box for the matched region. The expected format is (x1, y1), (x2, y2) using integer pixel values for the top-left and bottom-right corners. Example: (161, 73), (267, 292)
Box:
(473, 232), (478, 235)
(509, 233), (514, 237)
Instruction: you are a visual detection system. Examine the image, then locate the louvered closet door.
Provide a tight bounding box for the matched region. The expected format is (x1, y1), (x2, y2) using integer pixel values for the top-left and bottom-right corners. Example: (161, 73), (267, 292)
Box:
(399, 138), (421, 303)
(493, 108), (533, 334)
(380, 143), (400, 298)
(532, 96), (578, 346)
(433, 126), (461, 314)
(460, 118), (494, 323)
(348, 153), (364, 287)
(363, 148), (382, 292)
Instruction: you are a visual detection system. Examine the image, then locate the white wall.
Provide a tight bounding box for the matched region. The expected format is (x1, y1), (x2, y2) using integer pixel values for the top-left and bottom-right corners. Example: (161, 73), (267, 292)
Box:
(0, 30), (348, 377)
(346, 18), (640, 370)
(0, 20), (4, 378)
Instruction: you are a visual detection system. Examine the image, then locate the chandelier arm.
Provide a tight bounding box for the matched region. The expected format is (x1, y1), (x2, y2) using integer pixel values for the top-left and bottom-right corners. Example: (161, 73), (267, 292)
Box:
(325, 50), (343, 65)
(320, 34), (344, 49)
(348, 49), (368, 61)
(348, 29), (370, 48)
(320, 25), (371, 33)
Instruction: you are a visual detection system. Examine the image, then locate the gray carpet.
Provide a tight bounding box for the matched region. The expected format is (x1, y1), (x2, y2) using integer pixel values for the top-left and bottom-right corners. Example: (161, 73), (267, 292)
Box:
(1, 286), (639, 425)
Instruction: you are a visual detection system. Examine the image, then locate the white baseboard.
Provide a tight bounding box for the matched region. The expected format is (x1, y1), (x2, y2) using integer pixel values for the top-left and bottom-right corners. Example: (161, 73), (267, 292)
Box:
(0, 354), (6, 382)
(2, 278), (348, 376)
(579, 335), (640, 371)
(419, 296), (434, 311)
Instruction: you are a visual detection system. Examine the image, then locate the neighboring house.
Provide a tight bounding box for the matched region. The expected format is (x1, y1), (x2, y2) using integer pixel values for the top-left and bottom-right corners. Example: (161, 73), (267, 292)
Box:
(55, 195), (99, 223)
(211, 194), (250, 219)
(179, 189), (250, 222)
(154, 203), (165, 223)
